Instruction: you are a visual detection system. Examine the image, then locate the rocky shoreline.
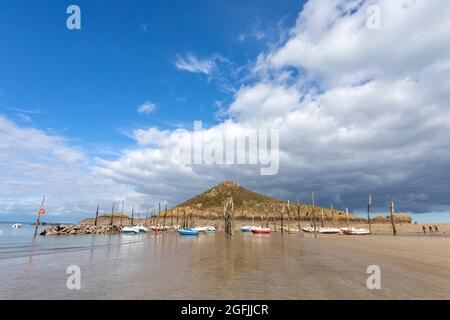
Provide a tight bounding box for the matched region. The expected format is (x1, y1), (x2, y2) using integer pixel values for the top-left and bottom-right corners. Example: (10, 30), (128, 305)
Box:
(40, 224), (122, 236)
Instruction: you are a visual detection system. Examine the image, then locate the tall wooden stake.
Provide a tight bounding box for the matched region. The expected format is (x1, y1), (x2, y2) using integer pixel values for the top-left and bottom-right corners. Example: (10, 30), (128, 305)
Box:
(120, 200), (124, 226)
(287, 200), (291, 232)
(280, 205), (285, 233)
(33, 195), (45, 237)
(223, 198), (234, 235)
(163, 202), (167, 229)
(367, 194), (372, 233)
(312, 192), (317, 238)
(94, 203), (99, 226)
(390, 201), (397, 236)
(297, 200), (301, 234)
(131, 205), (134, 226)
(320, 210), (324, 228)
(331, 203), (335, 226)
(273, 208), (277, 231)
(145, 208), (149, 226)
(345, 208), (350, 229)
(110, 202), (116, 226)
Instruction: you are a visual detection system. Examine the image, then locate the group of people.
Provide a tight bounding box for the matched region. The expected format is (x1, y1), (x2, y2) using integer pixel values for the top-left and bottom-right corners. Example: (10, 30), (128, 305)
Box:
(422, 224), (440, 233)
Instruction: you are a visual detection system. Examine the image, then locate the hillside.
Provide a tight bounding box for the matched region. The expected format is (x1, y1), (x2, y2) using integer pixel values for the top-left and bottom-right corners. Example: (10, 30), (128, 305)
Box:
(167, 180), (359, 221)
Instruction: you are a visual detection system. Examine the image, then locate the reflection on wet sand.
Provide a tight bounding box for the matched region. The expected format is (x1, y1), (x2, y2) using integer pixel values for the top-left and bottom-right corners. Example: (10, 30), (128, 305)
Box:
(1, 232), (450, 299)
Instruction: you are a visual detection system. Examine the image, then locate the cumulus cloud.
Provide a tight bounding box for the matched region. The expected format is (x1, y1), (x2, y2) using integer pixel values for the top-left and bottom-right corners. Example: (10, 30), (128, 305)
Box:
(137, 101), (157, 114)
(93, 0), (450, 215)
(0, 116), (136, 219)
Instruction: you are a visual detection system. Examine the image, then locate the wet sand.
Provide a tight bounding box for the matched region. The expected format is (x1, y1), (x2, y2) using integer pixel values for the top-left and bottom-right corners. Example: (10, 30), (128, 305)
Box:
(1, 231), (449, 300)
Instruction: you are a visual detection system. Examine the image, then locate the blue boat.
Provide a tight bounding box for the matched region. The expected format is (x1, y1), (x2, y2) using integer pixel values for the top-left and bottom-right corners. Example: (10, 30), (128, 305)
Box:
(240, 226), (252, 232)
(177, 228), (199, 236)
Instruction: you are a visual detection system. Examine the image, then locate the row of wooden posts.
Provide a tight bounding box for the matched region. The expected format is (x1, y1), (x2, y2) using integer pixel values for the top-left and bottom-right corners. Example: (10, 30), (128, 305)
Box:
(91, 200), (199, 230)
(33, 193), (398, 237)
(222, 192), (398, 237)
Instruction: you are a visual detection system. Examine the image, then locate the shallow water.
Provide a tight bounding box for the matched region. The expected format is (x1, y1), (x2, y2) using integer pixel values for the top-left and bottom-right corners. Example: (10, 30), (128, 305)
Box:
(1, 224), (449, 299)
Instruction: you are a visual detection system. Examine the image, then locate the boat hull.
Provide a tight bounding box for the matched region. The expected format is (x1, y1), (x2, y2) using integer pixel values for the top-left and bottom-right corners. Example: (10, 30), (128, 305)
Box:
(341, 227), (371, 235)
(251, 228), (272, 234)
(177, 229), (199, 236)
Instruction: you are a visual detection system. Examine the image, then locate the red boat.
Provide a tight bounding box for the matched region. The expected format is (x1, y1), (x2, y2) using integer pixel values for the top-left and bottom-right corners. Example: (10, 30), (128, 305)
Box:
(150, 226), (166, 231)
(251, 227), (272, 234)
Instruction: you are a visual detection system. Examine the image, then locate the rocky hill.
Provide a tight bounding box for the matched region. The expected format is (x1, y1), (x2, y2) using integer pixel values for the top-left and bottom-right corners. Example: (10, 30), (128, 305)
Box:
(166, 180), (360, 222)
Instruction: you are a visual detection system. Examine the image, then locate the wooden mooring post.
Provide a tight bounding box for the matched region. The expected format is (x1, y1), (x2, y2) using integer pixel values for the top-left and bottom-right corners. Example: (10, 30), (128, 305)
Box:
(311, 192), (317, 238)
(367, 194), (373, 234)
(345, 207), (350, 230)
(110, 202), (116, 226)
(120, 200), (124, 227)
(223, 197), (234, 235)
(163, 202), (167, 229)
(287, 200), (291, 232)
(94, 203), (99, 227)
(390, 201), (397, 236)
(320, 210), (324, 228)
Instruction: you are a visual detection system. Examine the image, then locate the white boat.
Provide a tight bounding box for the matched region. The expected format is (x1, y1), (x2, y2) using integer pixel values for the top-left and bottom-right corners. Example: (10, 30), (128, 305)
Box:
(135, 225), (148, 233)
(122, 226), (140, 234)
(341, 227), (371, 235)
(319, 227), (342, 234)
(302, 226), (317, 233)
(12, 223), (22, 229)
(191, 226), (208, 232)
(302, 226), (342, 234)
(192, 226), (216, 232)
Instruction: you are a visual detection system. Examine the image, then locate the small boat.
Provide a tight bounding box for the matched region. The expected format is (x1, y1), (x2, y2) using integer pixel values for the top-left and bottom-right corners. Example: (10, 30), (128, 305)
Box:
(251, 227), (272, 234)
(240, 226), (252, 232)
(302, 226), (317, 233)
(122, 226), (140, 234)
(192, 226), (208, 232)
(205, 226), (216, 232)
(177, 228), (199, 236)
(12, 223), (22, 229)
(319, 227), (342, 234)
(135, 225), (148, 233)
(150, 226), (167, 231)
(341, 227), (371, 235)
(302, 226), (342, 234)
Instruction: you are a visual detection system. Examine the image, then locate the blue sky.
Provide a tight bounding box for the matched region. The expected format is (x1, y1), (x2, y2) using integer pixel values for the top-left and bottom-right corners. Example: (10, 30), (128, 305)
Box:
(2, 0), (450, 222)
(0, 0), (303, 155)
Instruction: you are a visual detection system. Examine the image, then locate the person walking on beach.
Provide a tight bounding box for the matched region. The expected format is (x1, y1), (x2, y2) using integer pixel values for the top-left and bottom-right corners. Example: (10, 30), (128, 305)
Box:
(434, 225), (439, 233)
(422, 225), (426, 233)
(428, 225), (433, 232)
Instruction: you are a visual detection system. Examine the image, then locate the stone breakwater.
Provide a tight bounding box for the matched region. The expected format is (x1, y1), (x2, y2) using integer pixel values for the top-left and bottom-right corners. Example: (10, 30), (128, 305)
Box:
(40, 224), (122, 236)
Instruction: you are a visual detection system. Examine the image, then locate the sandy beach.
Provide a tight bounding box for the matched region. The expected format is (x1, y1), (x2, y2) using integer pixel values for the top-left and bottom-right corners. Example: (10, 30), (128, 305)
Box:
(2, 225), (450, 299)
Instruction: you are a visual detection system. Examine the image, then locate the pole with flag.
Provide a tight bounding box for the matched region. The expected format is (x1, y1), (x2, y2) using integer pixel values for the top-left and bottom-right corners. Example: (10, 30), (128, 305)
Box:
(34, 195), (46, 237)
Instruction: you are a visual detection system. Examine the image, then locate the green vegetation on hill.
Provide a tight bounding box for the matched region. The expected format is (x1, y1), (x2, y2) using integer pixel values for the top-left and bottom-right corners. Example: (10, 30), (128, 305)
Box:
(172, 180), (354, 221)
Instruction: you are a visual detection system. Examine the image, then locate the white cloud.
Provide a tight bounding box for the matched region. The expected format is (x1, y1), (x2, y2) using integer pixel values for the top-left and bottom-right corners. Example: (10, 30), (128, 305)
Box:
(137, 101), (157, 114)
(94, 0), (450, 214)
(174, 53), (216, 75)
(0, 116), (139, 219)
